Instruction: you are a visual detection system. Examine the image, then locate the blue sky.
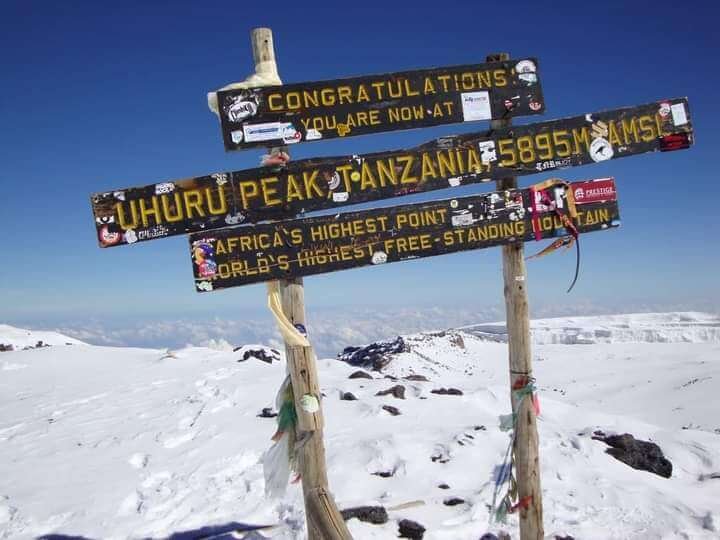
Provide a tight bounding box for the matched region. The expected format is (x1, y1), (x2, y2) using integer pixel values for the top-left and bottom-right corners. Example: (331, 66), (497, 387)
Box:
(1, 0), (718, 342)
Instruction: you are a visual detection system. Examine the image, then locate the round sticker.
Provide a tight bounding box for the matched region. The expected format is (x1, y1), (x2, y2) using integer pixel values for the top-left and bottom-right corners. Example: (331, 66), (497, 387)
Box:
(590, 138), (614, 162)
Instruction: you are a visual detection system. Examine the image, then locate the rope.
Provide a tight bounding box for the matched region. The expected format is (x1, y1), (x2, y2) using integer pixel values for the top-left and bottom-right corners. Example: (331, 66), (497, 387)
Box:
(266, 281), (310, 347)
(489, 377), (539, 525)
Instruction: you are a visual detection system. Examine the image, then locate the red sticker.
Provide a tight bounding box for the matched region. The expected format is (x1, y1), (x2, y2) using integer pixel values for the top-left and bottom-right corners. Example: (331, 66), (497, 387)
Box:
(572, 178), (617, 204)
(659, 133), (691, 152)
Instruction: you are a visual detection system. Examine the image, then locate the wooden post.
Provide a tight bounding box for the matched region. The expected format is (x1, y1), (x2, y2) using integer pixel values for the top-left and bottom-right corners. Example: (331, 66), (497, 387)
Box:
(249, 27), (352, 540)
(488, 52), (544, 540)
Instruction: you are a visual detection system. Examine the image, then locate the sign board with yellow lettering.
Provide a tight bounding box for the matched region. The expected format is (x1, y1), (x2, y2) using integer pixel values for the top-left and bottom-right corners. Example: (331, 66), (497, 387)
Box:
(188, 178), (620, 292)
(216, 59), (545, 149)
(91, 99), (689, 248)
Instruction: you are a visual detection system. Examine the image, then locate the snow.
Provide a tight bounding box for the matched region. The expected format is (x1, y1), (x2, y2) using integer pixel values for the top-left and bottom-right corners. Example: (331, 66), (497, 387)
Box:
(0, 324), (86, 351)
(1, 314), (719, 539)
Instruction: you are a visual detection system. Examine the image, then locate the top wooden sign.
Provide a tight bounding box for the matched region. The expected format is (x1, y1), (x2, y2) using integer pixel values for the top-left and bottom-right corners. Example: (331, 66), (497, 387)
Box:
(216, 59), (545, 150)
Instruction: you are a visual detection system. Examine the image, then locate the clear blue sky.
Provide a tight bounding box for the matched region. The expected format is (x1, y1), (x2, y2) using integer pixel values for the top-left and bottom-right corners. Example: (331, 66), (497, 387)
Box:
(1, 0), (718, 330)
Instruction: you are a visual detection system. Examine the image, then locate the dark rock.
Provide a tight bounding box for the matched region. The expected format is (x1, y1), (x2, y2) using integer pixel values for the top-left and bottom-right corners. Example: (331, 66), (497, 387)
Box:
(448, 333), (465, 349)
(337, 336), (408, 371)
(236, 347), (281, 364)
(384, 374), (399, 381)
(382, 405), (401, 416)
(340, 505), (388, 525)
(443, 497), (465, 506)
(404, 374), (429, 382)
(474, 425), (486, 431)
(431, 453), (449, 464)
(437, 483), (450, 489)
(555, 535), (576, 540)
(0, 343), (13, 352)
(376, 385), (406, 399)
(340, 392), (358, 401)
(430, 388), (463, 396)
(398, 519), (425, 539)
(593, 432), (672, 478)
(257, 407), (277, 418)
(348, 370), (373, 380)
(372, 470), (394, 478)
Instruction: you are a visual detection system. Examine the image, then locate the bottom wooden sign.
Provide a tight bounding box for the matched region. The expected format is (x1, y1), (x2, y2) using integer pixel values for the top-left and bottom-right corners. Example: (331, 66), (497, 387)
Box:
(189, 178), (620, 292)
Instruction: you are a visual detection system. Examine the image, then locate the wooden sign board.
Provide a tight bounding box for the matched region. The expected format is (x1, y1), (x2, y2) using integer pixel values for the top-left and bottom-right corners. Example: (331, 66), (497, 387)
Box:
(216, 58), (545, 150)
(188, 178), (620, 292)
(91, 98), (689, 248)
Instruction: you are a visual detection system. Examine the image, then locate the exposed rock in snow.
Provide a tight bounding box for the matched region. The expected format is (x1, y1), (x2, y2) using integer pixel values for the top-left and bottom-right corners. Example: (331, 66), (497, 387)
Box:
(0, 324), (85, 351)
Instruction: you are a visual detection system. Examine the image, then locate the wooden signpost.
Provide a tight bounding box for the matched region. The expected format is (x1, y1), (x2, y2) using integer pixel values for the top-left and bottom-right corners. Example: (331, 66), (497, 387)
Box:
(89, 26), (695, 540)
(216, 58), (545, 149)
(188, 178), (619, 291)
(91, 99), (691, 248)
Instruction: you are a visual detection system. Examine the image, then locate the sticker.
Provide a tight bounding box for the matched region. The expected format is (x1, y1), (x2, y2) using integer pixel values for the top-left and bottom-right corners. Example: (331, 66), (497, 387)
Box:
(155, 182), (175, 195)
(124, 229), (138, 244)
(113, 191), (125, 201)
(371, 251), (388, 265)
(671, 103), (688, 126)
(294, 323), (307, 336)
(461, 91), (491, 121)
(591, 121), (609, 139)
(589, 137), (613, 162)
(450, 199), (459, 209)
(282, 124), (302, 144)
(529, 101), (542, 111)
(192, 240), (217, 278)
(515, 60), (536, 74)
(451, 213), (473, 227)
(504, 99), (515, 110)
(658, 102), (671, 117)
(212, 173), (228, 185)
(518, 73), (537, 84)
(243, 122), (292, 142)
(515, 275), (525, 282)
(448, 177), (461, 187)
(300, 394), (319, 413)
(332, 192), (349, 202)
(478, 140), (497, 164)
(225, 213), (245, 225)
(326, 171), (341, 191)
(306, 129), (322, 141)
(350, 171), (361, 181)
(98, 226), (121, 246)
(659, 133), (691, 152)
(95, 215), (114, 225)
(573, 179), (616, 204)
(196, 281), (213, 292)
(230, 130), (244, 143)
(227, 98), (257, 122)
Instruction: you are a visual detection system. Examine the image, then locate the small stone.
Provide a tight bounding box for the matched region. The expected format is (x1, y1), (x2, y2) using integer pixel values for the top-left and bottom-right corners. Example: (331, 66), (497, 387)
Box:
(340, 392), (358, 401)
(430, 388), (463, 396)
(474, 425), (486, 431)
(398, 518), (425, 539)
(340, 505), (389, 525)
(372, 471), (394, 478)
(382, 405), (401, 416)
(376, 385), (406, 399)
(404, 374), (429, 382)
(237, 347), (280, 364)
(443, 497), (465, 506)
(437, 483), (450, 489)
(257, 407), (277, 418)
(349, 370), (373, 380)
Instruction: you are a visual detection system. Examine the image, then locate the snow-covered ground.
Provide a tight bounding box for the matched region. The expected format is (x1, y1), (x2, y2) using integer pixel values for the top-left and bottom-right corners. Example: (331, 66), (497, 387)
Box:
(1, 314), (719, 539)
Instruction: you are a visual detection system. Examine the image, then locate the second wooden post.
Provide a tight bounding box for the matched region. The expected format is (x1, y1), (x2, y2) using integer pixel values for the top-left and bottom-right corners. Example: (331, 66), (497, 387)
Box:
(488, 52), (544, 540)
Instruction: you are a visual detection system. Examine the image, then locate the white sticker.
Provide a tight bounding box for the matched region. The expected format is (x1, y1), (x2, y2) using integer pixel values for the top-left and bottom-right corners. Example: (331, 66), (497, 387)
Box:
(282, 125), (302, 144)
(371, 251), (387, 265)
(243, 122), (291, 142)
(671, 103), (688, 126)
(124, 230), (138, 244)
(227, 99), (257, 122)
(515, 275), (525, 282)
(155, 182), (175, 195)
(332, 192), (349, 202)
(448, 177), (461, 187)
(461, 91), (491, 121)
(306, 129), (322, 141)
(589, 137), (614, 162)
(113, 191), (126, 201)
(515, 60), (536, 74)
(451, 213), (473, 227)
(196, 281), (213, 292)
(230, 130), (244, 143)
(478, 140), (497, 164)
(300, 394), (320, 413)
